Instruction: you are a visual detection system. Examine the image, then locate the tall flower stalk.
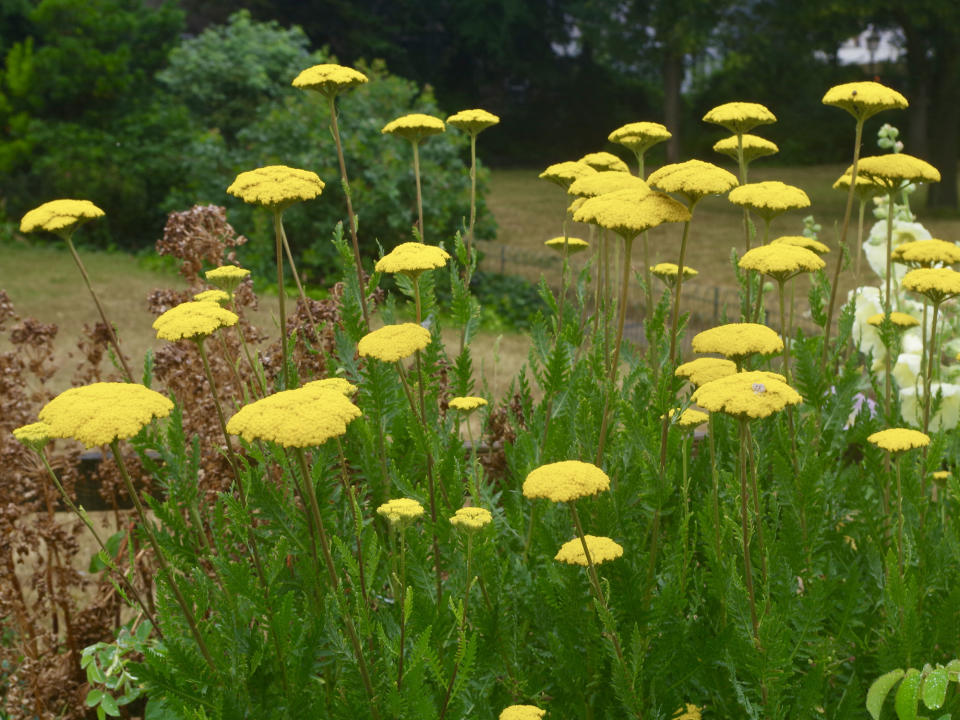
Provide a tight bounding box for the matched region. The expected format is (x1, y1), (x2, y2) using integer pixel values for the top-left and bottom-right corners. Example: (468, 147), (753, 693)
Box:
(382, 113), (446, 242)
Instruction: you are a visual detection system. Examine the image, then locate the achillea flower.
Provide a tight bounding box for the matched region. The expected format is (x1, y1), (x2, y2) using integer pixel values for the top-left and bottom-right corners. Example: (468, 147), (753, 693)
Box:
(153, 301), (239, 341)
(500, 706), (546, 720)
(902, 267), (960, 303)
(12, 422), (54, 450)
(448, 396), (487, 412)
(446, 108), (500, 134)
(691, 371), (801, 420)
(449, 506), (493, 531)
(855, 154), (940, 186)
(702, 102), (776, 134)
(867, 427), (930, 453)
(692, 323), (784, 362)
(932, 470), (950, 485)
(892, 239), (960, 267)
(374, 242), (451, 276)
(539, 161), (597, 189)
(579, 151), (630, 173)
(771, 235), (830, 255)
(738, 244), (825, 281)
(291, 63), (368, 97)
(665, 408), (710, 429)
(227, 165), (325, 209)
(651, 263), (698, 280)
(544, 236), (589, 254)
(713, 134), (778, 163)
(673, 704), (703, 720)
(573, 191), (690, 239)
(822, 81), (908, 122)
(226, 386), (361, 447)
(377, 498), (425, 526)
(302, 377), (357, 396)
(728, 181), (811, 220)
(205, 265), (251, 293)
(866, 312), (920, 328)
(555, 535), (623, 566)
(608, 122), (671, 154)
(381, 113), (445, 142)
(358, 323), (431, 362)
(675, 357), (738, 387)
(20, 199), (105, 235)
(39, 383), (174, 448)
(647, 159), (739, 202)
(833, 170), (886, 199)
(523, 460), (610, 502)
(193, 289), (230, 304)
(568, 171), (649, 198)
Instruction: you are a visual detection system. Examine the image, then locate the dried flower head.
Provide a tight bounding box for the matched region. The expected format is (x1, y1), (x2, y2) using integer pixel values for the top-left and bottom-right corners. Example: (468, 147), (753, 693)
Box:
(702, 102), (776, 134)
(579, 151), (630, 173)
(608, 122), (671, 154)
(675, 357), (738, 387)
(153, 301), (239, 342)
(446, 108), (500, 134)
(713, 134), (778, 163)
(770, 235), (830, 255)
(374, 242), (451, 276)
(692, 323), (784, 362)
(738, 244), (825, 281)
(448, 396), (487, 412)
(377, 498), (426, 526)
(291, 63), (368, 97)
(382, 113), (445, 142)
(227, 165), (325, 209)
(647, 159), (739, 202)
(822, 81), (908, 122)
(902, 267), (960, 304)
(691, 371), (801, 420)
(500, 706), (546, 720)
(539, 161), (597, 189)
(554, 535), (623, 566)
(568, 171), (649, 199)
(892, 239), (960, 268)
(866, 312), (920, 329)
(544, 236), (589, 254)
(358, 323), (432, 362)
(226, 386), (361, 447)
(855, 154), (940, 187)
(728, 181), (811, 220)
(523, 460), (610, 503)
(20, 199), (105, 235)
(450, 506), (493, 531)
(867, 428), (930, 453)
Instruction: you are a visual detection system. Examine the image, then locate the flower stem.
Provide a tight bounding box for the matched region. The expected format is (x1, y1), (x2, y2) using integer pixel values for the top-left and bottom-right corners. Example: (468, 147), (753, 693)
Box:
(272, 210), (289, 389)
(336, 438), (368, 604)
(413, 140), (425, 242)
(439, 535), (474, 720)
(467, 133), (478, 265)
(396, 530), (408, 689)
(896, 455), (905, 580)
(883, 188), (896, 419)
(737, 421), (761, 648)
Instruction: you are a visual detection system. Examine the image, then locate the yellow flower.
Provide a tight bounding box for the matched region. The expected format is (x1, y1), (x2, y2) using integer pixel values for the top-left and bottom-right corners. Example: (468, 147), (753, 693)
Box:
(738, 244), (825, 281)
(523, 460), (610, 503)
(450, 506), (493, 531)
(226, 386), (361, 447)
(691, 371), (802, 420)
(358, 323), (431, 362)
(153, 301), (239, 342)
(713, 134), (779, 163)
(573, 191), (691, 239)
(675, 357), (738, 387)
(39, 383), (174, 448)
(302, 377), (358, 396)
(448, 396), (487, 412)
(692, 323), (784, 362)
(381, 113), (445, 142)
(568, 171), (649, 199)
(902, 267), (960, 303)
(374, 242), (451, 276)
(665, 408), (710, 430)
(651, 263), (698, 288)
(12, 422), (55, 451)
(855, 154), (940, 187)
(866, 312), (920, 328)
(892, 239), (960, 267)
(932, 470), (950, 486)
(867, 428), (930, 453)
(227, 165), (325, 209)
(20, 199), (105, 235)
(291, 63), (368, 97)
(446, 108), (500, 134)
(647, 159), (739, 203)
(539, 161), (597, 189)
(822, 81), (908, 122)
(500, 706), (546, 720)
(377, 498), (425, 526)
(193, 289), (230, 304)
(770, 235), (830, 255)
(673, 704), (703, 720)
(544, 236), (589, 254)
(608, 122), (672, 154)
(702, 101), (776, 134)
(728, 181), (810, 220)
(205, 265), (251, 293)
(554, 535), (623, 566)
(833, 170), (886, 199)
(579, 151), (630, 173)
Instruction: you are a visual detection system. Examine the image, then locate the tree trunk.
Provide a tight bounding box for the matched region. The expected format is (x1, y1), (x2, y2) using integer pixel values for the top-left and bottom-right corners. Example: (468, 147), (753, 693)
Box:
(663, 48), (682, 163)
(926, 43), (960, 210)
(901, 22), (929, 159)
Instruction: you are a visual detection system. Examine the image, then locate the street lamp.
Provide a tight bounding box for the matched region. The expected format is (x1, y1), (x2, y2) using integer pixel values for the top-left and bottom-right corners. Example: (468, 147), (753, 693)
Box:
(866, 28), (881, 77)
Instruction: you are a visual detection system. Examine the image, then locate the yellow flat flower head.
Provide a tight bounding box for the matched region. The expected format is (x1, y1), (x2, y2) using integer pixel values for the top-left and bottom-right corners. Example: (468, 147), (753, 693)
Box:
(39, 383), (174, 448)
(770, 235), (830, 255)
(153, 301), (239, 341)
(21, 199), (105, 235)
(833, 170), (887, 199)
(523, 460), (610, 503)
(568, 171), (649, 199)
(381, 113), (445, 143)
(902, 267), (960, 303)
(738, 244), (825, 280)
(448, 396), (487, 412)
(193, 289), (230, 304)
(675, 357), (738, 387)
(573, 191), (691, 239)
(358, 323), (431, 362)
(12, 422), (55, 451)
(544, 236), (589, 254)
(226, 386), (361, 447)
(665, 407), (710, 430)
(227, 165), (325, 210)
(867, 428), (930, 453)
(446, 108), (500, 134)
(692, 323), (784, 361)
(822, 81), (908, 122)
(728, 181), (810, 220)
(539, 161), (597, 189)
(291, 63), (368, 97)
(651, 262), (698, 288)
(892, 239), (960, 267)
(608, 121), (672, 154)
(554, 535), (623, 566)
(932, 470), (950, 486)
(450, 506), (493, 531)
(713, 134), (779, 163)
(702, 102), (776, 134)
(673, 704), (703, 720)
(691, 371), (801, 420)
(647, 159), (739, 202)
(500, 706), (546, 720)
(374, 242), (451, 276)
(377, 498), (425, 526)
(302, 377), (357, 396)
(205, 265), (251, 293)
(866, 312), (920, 329)
(579, 151), (630, 173)
(855, 154), (940, 186)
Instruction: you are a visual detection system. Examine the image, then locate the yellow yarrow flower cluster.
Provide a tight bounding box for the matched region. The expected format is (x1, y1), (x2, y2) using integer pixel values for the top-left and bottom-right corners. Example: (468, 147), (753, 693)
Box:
(579, 151), (630, 173)
(377, 498), (425, 526)
(932, 470), (950, 484)
(665, 408), (710, 430)
(227, 386), (360, 447)
(358, 323), (432, 362)
(449, 506), (493, 531)
(12, 422), (55, 451)
(302, 377), (358, 396)
(193, 289), (230, 304)
(892, 239), (960, 267)
(675, 357), (738, 387)
(153, 301), (238, 342)
(608, 121), (671, 154)
(523, 460), (610, 503)
(822, 81), (908, 122)
(500, 706), (546, 720)
(738, 244), (825, 281)
(866, 312), (920, 329)
(20, 199), (105, 235)
(555, 535), (624, 566)
(544, 236), (589, 254)
(855, 154), (941, 186)
(833, 170), (886, 199)
(446, 108), (500, 134)
(692, 323), (784, 361)
(902, 267), (960, 303)
(291, 63), (368, 97)
(573, 191), (690, 239)
(728, 181), (811, 220)
(374, 242), (451, 276)
(770, 235), (830, 255)
(568, 171), (648, 199)
(227, 165), (325, 209)
(539, 161), (596, 189)
(647, 159), (739, 202)
(691, 371), (802, 420)
(39, 383), (174, 448)
(867, 428), (930, 453)
(702, 101), (776, 134)
(205, 265), (251, 293)
(651, 263), (698, 279)
(713, 134), (779, 163)
(448, 396), (487, 412)
(673, 704), (703, 720)
(381, 113), (445, 142)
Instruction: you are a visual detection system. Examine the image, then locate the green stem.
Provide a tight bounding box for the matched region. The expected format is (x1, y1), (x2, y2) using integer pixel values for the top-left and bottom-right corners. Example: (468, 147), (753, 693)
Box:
(884, 189), (895, 419)
(195, 339), (243, 486)
(467, 133), (478, 265)
(896, 455), (905, 580)
(413, 140), (424, 242)
(230, 299), (267, 396)
(737, 421), (761, 647)
(397, 531), (408, 689)
(439, 536), (474, 720)
(778, 279), (790, 382)
(855, 198), (866, 280)
(279, 214), (317, 329)
(752, 219), (771, 322)
(336, 438), (368, 605)
(272, 210), (289, 389)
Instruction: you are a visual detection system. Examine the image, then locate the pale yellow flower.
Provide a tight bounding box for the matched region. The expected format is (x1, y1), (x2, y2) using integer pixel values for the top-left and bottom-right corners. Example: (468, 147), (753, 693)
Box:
(568, 171), (649, 199)
(738, 244), (825, 281)
(647, 159), (739, 203)
(770, 235), (830, 255)
(377, 498), (425, 526)
(446, 108), (500, 134)
(728, 181), (810, 220)
(539, 161), (597, 189)
(892, 239), (960, 268)
(382, 113), (445, 142)
(691, 323), (784, 362)
(226, 386), (360, 447)
(675, 357), (738, 387)
(822, 81), (908, 122)
(855, 154), (940, 187)
(867, 428), (930, 453)
(153, 301), (238, 341)
(691, 371), (801, 420)
(358, 323), (432, 362)
(579, 151), (630, 173)
(712, 134), (778, 163)
(227, 166), (325, 209)
(500, 706), (546, 720)
(554, 535), (623, 566)
(702, 102), (776, 134)
(573, 191), (690, 239)
(20, 199), (105, 235)
(608, 122), (671, 155)
(544, 236), (589, 254)
(448, 396), (487, 412)
(292, 63), (368, 97)
(902, 267), (960, 303)
(375, 242), (451, 276)
(449, 506), (492, 531)
(523, 460), (610, 503)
